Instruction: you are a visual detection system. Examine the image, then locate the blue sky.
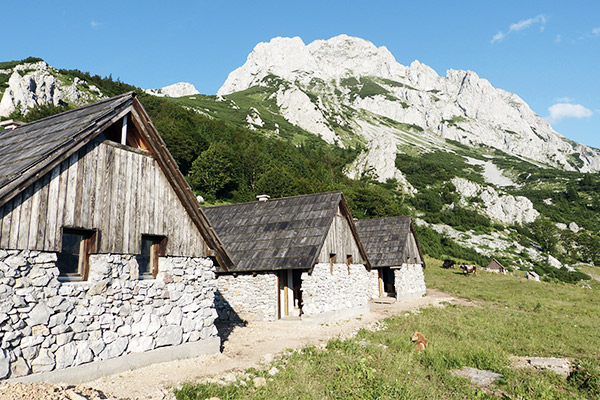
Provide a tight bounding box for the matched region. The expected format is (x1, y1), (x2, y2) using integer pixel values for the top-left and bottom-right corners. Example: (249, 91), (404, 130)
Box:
(3, 1), (599, 148)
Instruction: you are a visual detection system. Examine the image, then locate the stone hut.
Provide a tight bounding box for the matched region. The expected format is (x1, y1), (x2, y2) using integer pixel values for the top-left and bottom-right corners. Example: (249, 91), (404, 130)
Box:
(355, 216), (426, 301)
(0, 93), (232, 381)
(486, 258), (507, 274)
(204, 191), (372, 323)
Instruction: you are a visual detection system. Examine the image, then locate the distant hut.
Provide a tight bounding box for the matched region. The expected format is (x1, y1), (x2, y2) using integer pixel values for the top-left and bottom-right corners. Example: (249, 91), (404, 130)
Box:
(355, 216), (426, 301)
(204, 191), (372, 323)
(0, 93), (232, 381)
(487, 258), (507, 274)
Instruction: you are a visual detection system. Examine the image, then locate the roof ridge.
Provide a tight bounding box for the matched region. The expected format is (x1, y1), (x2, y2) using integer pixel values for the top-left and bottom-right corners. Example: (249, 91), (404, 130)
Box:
(356, 215), (412, 223)
(7, 92), (135, 130)
(204, 190), (343, 210)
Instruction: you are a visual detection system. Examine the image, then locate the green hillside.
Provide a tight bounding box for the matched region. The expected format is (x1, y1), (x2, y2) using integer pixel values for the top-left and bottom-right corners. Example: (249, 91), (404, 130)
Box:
(2, 61), (599, 282)
(176, 260), (600, 399)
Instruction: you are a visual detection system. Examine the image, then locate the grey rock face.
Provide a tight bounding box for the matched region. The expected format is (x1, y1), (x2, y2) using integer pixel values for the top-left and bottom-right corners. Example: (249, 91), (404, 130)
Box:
(155, 326), (183, 347)
(451, 367), (502, 387)
(28, 303), (52, 326)
(55, 342), (77, 369)
(31, 349), (55, 373)
(0, 350), (10, 379)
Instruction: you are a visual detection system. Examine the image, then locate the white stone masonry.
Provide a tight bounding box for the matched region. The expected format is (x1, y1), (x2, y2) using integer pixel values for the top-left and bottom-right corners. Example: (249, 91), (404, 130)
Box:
(0, 250), (218, 380)
(394, 264), (426, 301)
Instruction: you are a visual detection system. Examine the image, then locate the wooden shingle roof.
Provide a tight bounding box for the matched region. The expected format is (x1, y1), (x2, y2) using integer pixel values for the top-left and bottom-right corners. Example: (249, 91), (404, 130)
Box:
(0, 92), (232, 270)
(0, 93), (134, 204)
(355, 216), (425, 268)
(203, 191), (369, 272)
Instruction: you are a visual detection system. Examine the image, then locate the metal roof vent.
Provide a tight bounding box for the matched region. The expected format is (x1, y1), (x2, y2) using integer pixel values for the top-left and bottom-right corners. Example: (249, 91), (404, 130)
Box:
(256, 194), (270, 202)
(0, 119), (25, 131)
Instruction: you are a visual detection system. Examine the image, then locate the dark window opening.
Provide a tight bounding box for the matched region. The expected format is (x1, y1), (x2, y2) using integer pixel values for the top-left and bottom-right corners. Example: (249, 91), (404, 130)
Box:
(138, 235), (167, 278)
(346, 254), (353, 274)
(100, 115), (149, 151)
(330, 253), (336, 274)
(57, 228), (97, 281)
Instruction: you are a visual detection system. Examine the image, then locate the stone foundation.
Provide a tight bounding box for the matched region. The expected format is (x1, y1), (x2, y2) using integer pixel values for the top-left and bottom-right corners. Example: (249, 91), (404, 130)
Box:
(215, 273), (278, 321)
(0, 249), (219, 380)
(301, 263), (370, 321)
(394, 264), (426, 301)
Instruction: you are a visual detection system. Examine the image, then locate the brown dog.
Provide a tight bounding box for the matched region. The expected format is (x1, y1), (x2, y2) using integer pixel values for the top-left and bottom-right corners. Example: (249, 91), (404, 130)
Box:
(411, 331), (428, 351)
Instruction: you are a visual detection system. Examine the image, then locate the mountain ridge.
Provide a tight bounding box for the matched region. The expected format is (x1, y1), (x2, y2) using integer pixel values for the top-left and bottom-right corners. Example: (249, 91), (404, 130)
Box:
(217, 35), (600, 178)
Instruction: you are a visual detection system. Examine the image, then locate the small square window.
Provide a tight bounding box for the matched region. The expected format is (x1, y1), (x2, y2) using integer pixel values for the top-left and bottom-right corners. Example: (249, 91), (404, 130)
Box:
(57, 228), (97, 281)
(138, 235), (167, 279)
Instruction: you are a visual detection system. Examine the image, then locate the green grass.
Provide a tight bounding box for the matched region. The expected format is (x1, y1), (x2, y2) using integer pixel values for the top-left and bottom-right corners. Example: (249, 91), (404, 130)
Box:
(175, 259), (600, 399)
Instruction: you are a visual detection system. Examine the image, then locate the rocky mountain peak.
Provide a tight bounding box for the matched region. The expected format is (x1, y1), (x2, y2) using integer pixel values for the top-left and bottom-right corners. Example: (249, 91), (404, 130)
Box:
(144, 82), (200, 98)
(217, 35), (600, 177)
(0, 60), (103, 117)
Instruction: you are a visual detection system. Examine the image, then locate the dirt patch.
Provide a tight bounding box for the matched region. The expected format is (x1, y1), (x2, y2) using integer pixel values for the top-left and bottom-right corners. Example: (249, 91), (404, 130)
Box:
(2, 289), (459, 400)
(0, 382), (118, 400)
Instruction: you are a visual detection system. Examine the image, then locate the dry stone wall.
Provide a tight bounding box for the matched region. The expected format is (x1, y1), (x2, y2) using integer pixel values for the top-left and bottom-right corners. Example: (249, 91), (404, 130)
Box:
(0, 249), (218, 380)
(394, 264), (426, 301)
(369, 269), (380, 298)
(215, 273), (278, 322)
(301, 263), (370, 321)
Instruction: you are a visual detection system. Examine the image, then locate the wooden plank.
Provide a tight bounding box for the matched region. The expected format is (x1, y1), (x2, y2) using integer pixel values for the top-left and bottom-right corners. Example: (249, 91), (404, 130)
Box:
(40, 165), (59, 249)
(100, 143), (114, 253)
(153, 161), (161, 233)
(139, 155), (148, 236)
(17, 185), (33, 250)
(63, 152), (79, 227)
(35, 174), (50, 251)
(130, 152), (142, 254)
(80, 142), (96, 227)
(146, 158), (155, 236)
(122, 150), (133, 254)
(8, 192), (22, 249)
(53, 159), (68, 250)
(92, 143), (106, 232)
(73, 147), (86, 227)
(0, 201), (11, 248)
(111, 147), (124, 252)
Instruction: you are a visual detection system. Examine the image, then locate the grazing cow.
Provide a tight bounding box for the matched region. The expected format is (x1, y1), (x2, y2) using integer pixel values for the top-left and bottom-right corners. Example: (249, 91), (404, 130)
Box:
(460, 264), (477, 276)
(442, 259), (455, 269)
(411, 331), (428, 351)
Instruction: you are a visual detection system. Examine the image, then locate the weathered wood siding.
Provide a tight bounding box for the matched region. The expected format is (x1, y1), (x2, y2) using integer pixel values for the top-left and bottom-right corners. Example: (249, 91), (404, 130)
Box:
(317, 209), (362, 263)
(0, 139), (208, 257)
(406, 233), (422, 264)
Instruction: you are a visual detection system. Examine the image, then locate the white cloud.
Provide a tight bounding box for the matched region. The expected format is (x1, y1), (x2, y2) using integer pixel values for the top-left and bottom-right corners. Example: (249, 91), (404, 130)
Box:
(90, 20), (102, 29)
(491, 14), (547, 44)
(555, 34), (561, 43)
(491, 32), (506, 43)
(546, 103), (593, 123)
(554, 96), (572, 103)
(577, 26), (600, 41)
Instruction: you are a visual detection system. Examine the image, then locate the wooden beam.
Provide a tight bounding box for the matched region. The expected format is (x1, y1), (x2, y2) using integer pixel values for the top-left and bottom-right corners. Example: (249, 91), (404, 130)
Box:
(120, 114), (128, 145)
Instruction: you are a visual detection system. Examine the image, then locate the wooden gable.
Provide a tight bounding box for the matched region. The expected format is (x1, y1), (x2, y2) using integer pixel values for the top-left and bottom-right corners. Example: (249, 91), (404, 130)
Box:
(0, 94), (232, 269)
(317, 205), (363, 264)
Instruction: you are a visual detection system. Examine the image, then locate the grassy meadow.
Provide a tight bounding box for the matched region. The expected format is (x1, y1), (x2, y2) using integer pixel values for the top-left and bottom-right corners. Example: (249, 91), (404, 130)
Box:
(175, 258), (600, 399)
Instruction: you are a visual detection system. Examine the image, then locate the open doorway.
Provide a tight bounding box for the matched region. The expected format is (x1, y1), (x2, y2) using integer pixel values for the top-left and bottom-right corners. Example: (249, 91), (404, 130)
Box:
(378, 267), (396, 297)
(278, 269), (305, 319)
